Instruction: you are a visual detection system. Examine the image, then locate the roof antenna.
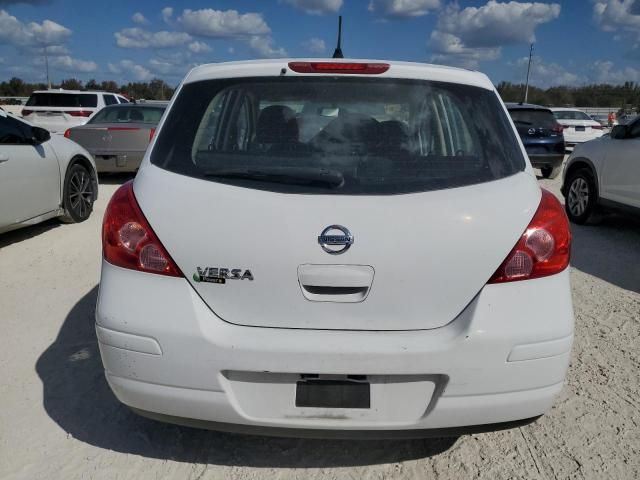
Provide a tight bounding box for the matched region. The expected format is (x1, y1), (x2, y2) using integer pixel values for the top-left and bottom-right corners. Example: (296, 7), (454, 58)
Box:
(332, 16), (344, 59)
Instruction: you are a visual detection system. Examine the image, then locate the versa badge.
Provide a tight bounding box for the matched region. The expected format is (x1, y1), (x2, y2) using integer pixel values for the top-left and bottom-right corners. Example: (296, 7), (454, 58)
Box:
(193, 267), (254, 284)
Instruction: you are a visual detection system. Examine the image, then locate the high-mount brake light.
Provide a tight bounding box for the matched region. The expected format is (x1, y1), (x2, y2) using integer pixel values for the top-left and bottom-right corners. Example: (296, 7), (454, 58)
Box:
(488, 189), (571, 283)
(288, 62), (389, 74)
(149, 127), (156, 142)
(102, 181), (182, 277)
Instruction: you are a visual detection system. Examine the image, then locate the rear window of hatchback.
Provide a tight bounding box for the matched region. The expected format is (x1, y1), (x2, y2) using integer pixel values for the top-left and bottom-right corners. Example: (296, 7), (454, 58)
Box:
(151, 77), (525, 195)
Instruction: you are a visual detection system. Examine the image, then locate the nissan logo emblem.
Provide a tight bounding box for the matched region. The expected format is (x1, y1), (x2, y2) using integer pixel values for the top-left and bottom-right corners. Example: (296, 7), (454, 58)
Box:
(318, 225), (353, 255)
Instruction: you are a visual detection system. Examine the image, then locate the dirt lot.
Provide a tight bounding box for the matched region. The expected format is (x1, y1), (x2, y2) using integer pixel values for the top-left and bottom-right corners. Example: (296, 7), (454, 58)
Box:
(1, 170), (639, 480)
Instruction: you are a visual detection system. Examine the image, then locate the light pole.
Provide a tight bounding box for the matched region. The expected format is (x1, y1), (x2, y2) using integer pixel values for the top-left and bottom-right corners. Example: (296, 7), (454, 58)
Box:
(523, 43), (534, 104)
(44, 45), (51, 89)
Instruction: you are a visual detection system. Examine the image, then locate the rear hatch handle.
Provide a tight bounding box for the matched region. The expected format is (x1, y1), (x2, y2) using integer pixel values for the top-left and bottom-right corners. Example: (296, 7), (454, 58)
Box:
(297, 264), (374, 303)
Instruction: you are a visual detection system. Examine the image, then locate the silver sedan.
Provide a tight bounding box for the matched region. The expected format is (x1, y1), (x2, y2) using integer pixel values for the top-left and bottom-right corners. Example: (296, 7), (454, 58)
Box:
(65, 104), (166, 173)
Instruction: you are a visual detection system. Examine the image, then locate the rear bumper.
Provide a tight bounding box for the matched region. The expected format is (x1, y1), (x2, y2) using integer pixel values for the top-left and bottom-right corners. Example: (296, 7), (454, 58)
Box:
(96, 261), (574, 435)
(91, 151), (144, 173)
(528, 154), (564, 169)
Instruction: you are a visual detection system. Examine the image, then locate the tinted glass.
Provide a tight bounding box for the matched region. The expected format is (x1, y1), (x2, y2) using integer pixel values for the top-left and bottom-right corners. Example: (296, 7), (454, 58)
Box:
(508, 109), (558, 129)
(26, 93), (98, 108)
(0, 116), (30, 144)
(151, 77), (525, 195)
(553, 110), (592, 121)
(89, 106), (165, 124)
(117, 96), (130, 104)
(103, 94), (118, 106)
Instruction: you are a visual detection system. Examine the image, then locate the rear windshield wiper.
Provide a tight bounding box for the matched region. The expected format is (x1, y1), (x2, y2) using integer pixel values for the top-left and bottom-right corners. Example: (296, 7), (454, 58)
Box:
(203, 167), (344, 189)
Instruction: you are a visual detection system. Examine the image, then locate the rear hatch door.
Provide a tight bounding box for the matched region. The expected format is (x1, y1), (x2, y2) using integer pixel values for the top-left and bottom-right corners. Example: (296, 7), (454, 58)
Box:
(136, 166), (539, 331)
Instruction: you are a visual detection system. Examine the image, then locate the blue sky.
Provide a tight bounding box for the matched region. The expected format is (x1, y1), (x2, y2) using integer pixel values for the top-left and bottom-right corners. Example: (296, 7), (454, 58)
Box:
(1, 0), (639, 87)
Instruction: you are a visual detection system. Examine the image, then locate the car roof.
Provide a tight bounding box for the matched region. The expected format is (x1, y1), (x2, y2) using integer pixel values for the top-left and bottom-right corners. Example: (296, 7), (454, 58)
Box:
(31, 89), (110, 94)
(183, 58), (495, 90)
(549, 107), (586, 112)
(504, 102), (552, 111)
(102, 103), (167, 108)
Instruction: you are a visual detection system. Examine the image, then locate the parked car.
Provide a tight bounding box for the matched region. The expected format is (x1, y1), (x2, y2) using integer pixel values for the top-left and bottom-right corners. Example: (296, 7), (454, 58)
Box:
(551, 108), (604, 150)
(64, 104), (166, 173)
(96, 59), (573, 438)
(0, 110), (97, 234)
(21, 89), (130, 134)
(562, 117), (640, 224)
(506, 103), (565, 179)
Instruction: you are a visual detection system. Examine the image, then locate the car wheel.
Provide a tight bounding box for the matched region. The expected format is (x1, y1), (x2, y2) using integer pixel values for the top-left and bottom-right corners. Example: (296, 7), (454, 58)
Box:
(540, 166), (560, 179)
(564, 168), (596, 224)
(60, 163), (95, 223)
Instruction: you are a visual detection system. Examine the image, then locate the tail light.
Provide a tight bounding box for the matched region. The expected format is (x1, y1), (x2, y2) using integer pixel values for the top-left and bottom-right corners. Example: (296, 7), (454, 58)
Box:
(488, 189), (570, 283)
(66, 110), (92, 117)
(551, 124), (563, 133)
(22, 109), (33, 116)
(288, 62), (389, 74)
(63, 129), (71, 138)
(591, 125), (603, 130)
(102, 181), (182, 277)
(149, 127), (156, 142)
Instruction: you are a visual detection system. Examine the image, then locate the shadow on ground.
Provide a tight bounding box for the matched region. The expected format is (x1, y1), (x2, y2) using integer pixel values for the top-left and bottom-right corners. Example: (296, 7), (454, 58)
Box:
(570, 213), (640, 293)
(36, 286), (457, 468)
(0, 218), (60, 249)
(97, 172), (136, 185)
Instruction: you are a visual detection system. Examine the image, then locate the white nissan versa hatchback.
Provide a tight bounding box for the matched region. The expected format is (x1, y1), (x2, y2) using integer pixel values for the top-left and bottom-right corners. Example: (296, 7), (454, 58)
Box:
(96, 60), (574, 438)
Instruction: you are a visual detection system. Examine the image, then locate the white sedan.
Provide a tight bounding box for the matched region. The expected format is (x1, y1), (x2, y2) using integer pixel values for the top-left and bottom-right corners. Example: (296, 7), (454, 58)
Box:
(562, 118), (640, 224)
(0, 109), (97, 234)
(551, 108), (604, 149)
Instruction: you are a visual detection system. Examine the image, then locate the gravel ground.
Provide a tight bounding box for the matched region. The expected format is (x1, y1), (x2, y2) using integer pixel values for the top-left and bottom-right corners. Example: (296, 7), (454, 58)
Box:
(0, 169), (638, 480)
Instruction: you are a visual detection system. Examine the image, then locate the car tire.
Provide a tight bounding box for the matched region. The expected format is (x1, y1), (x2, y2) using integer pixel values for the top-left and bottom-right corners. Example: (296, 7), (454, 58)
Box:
(60, 163), (96, 224)
(564, 168), (596, 224)
(540, 166), (561, 179)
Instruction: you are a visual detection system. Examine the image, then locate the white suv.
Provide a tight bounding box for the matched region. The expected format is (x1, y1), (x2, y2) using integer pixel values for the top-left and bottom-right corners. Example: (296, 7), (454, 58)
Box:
(96, 59), (574, 438)
(562, 117), (640, 223)
(22, 89), (129, 134)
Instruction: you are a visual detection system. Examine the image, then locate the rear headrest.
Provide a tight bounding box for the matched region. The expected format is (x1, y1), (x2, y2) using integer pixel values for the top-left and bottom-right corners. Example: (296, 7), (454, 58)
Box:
(378, 120), (409, 148)
(256, 105), (299, 144)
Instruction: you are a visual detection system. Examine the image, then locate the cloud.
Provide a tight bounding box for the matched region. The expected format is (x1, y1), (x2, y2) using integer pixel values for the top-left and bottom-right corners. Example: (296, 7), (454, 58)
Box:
(131, 12), (149, 25)
(0, 0), (48, 5)
(511, 56), (581, 87)
(428, 1), (560, 68)
(429, 31), (500, 68)
(593, 0), (640, 34)
(588, 59), (640, 84)
(177, 9), (270, 37)
(368, 0), (440, 17)
(108, 60), (153, 81)
(188, 40), (211, 53)
(115, 27), (192, 48)
(248, 36), (288, 58)
(161, 6), (173, 23)
(435, 1), (560, 48)
(282, 0), (342, 15)
(0, 9), (71, 48)
(49, 55), (97, 72)
(302, 37), (326, 53)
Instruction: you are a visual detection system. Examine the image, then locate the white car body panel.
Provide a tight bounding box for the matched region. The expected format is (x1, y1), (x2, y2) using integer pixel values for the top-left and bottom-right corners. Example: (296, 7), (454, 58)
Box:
(96, 59), (573, 434)
(567, 131), (640, 208)
(0, 112), (97, 233)
(135, 165), (540, 331)
(96, 261), (573, 431)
